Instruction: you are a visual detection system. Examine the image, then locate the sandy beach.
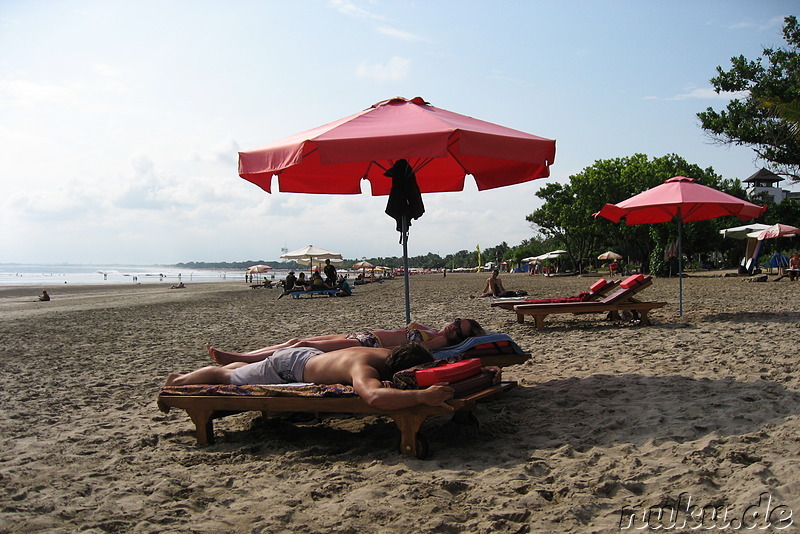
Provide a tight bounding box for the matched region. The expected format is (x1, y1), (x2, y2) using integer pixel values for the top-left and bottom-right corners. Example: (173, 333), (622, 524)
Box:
(0, 272), (798, 533)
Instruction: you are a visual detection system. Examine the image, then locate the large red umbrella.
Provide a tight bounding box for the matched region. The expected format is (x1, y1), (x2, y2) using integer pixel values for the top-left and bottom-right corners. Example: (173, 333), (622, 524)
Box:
(239, 96), (555, 195)
(594, 176), (766, 315)
(239, 96), (556, 323)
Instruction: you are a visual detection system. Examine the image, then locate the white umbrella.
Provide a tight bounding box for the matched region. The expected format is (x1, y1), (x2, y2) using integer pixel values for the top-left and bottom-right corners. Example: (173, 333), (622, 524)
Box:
(534, 251), (566, 261)
(597, 251), (622, 261)
(719, 223), (771, 239)
(281, 245), (342, 272)
(246, 264), (273, 274)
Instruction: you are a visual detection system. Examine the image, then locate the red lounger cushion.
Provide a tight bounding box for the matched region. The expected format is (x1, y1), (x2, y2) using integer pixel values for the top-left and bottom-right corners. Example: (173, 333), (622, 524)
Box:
(620, 274), (645, 288)
(589, 278), (609, 292)
(415, 358), (482, 387)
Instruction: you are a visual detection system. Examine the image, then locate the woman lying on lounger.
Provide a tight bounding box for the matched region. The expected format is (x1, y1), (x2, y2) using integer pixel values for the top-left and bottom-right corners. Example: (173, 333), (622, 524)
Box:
(207, 318), (486, 365)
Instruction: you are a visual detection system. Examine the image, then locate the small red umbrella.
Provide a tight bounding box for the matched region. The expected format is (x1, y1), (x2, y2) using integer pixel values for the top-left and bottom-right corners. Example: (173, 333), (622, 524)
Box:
(595, 176), (766, 315)
(239, 97), (556, 323)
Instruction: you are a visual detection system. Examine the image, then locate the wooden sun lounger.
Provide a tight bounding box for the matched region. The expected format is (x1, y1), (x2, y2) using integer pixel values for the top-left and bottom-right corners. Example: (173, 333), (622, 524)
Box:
(491, 278), (621, 311)
(158, 380), (517, 459)
(509, 275), (665, 330)
(158, 353), (529, 458)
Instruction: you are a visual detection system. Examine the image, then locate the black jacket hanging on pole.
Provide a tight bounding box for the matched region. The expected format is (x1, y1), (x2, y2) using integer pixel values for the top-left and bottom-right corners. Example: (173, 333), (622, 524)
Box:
(384, 159), (425, 233)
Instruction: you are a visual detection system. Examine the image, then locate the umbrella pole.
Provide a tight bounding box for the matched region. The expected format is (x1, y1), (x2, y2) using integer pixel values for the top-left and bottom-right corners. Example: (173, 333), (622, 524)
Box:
(677, 219), (683, 317)
(402, 215), (411, 325)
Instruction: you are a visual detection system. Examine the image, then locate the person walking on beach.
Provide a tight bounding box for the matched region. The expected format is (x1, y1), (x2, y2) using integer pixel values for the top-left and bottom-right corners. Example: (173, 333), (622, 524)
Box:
(206, 318), (486, 365)
(166, 344), (502, 411)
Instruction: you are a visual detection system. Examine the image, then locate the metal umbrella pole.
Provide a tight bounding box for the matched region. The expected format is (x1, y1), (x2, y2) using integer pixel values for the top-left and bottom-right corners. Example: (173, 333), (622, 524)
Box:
(402, 214), (411, 325)
(677, 217), (683, 317)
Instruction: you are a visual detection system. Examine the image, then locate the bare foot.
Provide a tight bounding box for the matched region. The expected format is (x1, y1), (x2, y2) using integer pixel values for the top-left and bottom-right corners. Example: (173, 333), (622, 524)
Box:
(207, 343), (252, 365)
(164, 373), (183, 386)
(205, 342), (220, 363)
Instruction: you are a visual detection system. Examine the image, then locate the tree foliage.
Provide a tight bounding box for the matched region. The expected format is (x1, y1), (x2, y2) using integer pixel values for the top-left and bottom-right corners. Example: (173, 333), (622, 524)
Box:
(697, 15), (800, 180)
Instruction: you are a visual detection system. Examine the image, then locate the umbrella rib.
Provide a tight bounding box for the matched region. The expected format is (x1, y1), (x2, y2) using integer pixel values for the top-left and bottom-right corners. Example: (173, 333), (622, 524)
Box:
(446, 134), (470, 174)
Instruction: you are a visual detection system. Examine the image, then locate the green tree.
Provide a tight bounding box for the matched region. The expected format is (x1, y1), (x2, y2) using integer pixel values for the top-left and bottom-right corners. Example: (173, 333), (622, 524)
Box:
(697, 15), (800, 180)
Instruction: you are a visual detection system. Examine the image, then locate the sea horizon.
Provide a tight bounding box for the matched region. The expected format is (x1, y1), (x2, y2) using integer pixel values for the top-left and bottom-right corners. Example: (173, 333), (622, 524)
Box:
(0, 262), (289, 287)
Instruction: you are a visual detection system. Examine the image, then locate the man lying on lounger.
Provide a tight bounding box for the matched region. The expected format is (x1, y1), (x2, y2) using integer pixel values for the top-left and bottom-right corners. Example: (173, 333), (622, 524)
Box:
(206, 319), (486, 365)
(166, 343), (502, 411)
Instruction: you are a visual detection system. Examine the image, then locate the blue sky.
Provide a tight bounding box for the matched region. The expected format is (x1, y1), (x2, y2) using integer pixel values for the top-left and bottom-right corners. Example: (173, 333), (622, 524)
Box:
(1, 0), (797, 265)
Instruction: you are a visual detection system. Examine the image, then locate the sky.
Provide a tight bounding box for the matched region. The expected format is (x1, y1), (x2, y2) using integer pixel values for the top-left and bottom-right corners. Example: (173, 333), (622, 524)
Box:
(2, 0), (798, 265)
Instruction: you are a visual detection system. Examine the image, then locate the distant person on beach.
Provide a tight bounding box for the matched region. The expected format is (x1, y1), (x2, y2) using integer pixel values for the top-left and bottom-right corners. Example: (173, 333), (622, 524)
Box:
(166, 343), (501, 410)
(336, 277), (352, 297)
(170, 282), (186, 289)
(323, 259), (337, 286)
(295, 272), (310, 289)
(479, 269), (521, 297)
(277, 271), (299, 300)
(38, 290), (50, 301)
(309, 270), (329, 290)
(789, 253), (800, 281)
(206, 318), (486, 365)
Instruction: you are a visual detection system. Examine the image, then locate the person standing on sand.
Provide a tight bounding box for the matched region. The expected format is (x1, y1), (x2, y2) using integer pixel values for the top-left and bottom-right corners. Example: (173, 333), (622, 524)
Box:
(323, 259), (337, 286)
(166, 343), (503, 411)
(206, 319), (486, 365)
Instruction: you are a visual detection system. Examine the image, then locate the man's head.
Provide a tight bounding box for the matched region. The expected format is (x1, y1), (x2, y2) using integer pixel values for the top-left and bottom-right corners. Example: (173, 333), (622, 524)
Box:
(492, 269), (499, 277)
(443, 318), (486, 344)
(325, 259), (331, 265)
(384, 343), (434, 377)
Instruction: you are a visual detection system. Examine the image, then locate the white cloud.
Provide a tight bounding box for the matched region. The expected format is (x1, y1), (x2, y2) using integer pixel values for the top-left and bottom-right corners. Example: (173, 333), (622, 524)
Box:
(328, 0), (384, 20)
(375, 26), (428, 42)
(355, 56), (411, 81)
(644, 86), (749, 101)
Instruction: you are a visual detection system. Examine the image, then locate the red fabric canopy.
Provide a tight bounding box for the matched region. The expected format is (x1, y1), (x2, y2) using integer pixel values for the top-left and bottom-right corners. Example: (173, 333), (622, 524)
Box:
(238, 96), (556, 195)
(594, 176), (766, 224)
(751, 223), (800, 240)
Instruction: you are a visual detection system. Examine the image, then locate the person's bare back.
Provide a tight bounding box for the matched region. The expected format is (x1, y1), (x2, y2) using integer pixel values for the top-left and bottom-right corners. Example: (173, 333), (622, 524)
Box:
(302, 346), (389, 385)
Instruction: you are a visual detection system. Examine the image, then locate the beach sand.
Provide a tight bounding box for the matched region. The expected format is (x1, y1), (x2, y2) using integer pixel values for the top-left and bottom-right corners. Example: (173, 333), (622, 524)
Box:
(0, 272), (798, 532)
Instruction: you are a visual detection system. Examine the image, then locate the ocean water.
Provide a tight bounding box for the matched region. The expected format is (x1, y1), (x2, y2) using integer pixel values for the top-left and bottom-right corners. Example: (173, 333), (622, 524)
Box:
(0, 264), (289, 287)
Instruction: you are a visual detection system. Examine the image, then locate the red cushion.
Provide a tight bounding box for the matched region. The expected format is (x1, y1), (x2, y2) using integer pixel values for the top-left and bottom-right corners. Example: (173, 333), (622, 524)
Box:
(415, 359), (482, 387)
(620, 274), (645, 288)
(589, 278), (608, 292)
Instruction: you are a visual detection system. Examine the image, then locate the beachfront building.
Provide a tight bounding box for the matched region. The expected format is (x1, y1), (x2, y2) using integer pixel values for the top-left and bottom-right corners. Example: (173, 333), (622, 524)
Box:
(743, 168), (800, 203)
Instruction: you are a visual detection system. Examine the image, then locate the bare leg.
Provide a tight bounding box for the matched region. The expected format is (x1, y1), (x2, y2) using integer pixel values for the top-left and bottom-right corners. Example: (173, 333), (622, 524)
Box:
(206, 339), (304, 364)
(164, 362), (246, 386)
(207, 335), (353, 364)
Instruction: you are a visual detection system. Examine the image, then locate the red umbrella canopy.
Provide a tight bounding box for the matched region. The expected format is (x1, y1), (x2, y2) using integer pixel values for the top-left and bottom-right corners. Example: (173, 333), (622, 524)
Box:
(594, 176), (766, 225)
(749, 223), (800, 240)
(238, 96), (556, 195)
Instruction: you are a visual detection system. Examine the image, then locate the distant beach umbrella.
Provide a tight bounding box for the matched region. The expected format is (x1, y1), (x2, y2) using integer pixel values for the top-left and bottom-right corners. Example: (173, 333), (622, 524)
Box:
(246, 264), (273, 274)
(280, 245), (342, 273)
(747, 223), (800, 240)
(597, 251), (622, 261)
